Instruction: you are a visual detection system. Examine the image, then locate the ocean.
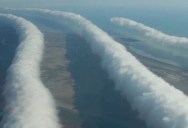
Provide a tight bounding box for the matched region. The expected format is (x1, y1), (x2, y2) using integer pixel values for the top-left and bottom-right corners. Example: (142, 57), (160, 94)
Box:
(53, 6), (188, 37)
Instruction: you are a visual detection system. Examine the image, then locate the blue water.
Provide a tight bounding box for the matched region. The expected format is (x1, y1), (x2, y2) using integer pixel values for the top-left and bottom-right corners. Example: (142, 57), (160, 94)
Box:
(53, 6), (188, 37)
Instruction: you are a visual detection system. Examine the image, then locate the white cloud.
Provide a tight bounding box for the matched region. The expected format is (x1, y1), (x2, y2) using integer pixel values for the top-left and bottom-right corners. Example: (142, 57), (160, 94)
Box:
(16, 8), (188, 128)
(0, 13), (61, 128)
(111, 17), (188, 68)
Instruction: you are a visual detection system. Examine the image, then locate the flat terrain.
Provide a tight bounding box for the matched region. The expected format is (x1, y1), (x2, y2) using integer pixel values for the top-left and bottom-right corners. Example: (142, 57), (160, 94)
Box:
(41, 32), (147, 128)
(1, 19), (188, 128)
(41, 31), (188, 128)
(41, 32), (81, 128)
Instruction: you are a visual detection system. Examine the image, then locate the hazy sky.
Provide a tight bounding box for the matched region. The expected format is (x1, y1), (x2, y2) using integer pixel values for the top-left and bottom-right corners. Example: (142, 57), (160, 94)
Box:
(0, 0), (187, 8)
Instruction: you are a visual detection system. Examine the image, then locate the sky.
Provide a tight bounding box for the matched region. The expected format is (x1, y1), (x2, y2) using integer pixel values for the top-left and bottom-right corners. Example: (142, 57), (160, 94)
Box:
(0, 0), (187, 9)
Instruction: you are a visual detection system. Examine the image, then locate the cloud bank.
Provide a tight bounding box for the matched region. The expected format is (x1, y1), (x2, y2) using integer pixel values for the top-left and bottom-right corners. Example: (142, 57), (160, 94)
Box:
(2, 8), (188, 128)
(11, 9), (188, 128)
(111, 17), (188, 68)
(0, 14), (61, 128)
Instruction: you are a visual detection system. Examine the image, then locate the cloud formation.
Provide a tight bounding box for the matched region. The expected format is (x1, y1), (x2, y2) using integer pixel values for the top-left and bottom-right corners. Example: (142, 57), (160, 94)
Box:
(19, 9), (188, 128)
(0, 14), (61, 128)
(111, 17), (188, 68)
(2, 8), (188, 128)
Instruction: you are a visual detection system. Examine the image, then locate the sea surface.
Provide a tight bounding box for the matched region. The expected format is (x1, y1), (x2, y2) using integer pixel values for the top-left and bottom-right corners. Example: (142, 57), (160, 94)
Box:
(52, 6), (188, 37)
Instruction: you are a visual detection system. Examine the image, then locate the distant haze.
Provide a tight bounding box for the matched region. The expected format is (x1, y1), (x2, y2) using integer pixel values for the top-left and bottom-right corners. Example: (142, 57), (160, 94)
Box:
(0, 0), (188, 8)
